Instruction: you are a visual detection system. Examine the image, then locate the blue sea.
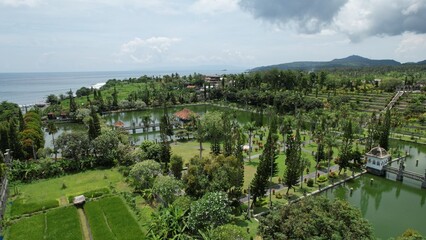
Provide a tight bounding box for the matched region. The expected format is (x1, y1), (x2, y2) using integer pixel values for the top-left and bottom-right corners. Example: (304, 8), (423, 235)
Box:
(0, 70), (235, 105)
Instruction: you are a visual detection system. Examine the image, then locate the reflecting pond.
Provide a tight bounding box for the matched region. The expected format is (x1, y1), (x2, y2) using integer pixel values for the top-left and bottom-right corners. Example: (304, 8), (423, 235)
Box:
(322, 139), (426, 239)
(102, 104), (265, 144)
(45, 104), (265, 147)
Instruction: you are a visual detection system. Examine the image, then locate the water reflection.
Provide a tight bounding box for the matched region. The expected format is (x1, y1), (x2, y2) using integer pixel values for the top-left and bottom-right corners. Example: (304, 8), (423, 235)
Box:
(323, 174), (426, 239)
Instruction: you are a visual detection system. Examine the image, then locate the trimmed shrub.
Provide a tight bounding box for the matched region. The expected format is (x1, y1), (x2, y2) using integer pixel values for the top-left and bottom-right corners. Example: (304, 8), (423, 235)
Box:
(307, 178), (314, 187)
(275, 193), (282, 199)
(329, 171), (337, 178)
(317, 175), (328, 183)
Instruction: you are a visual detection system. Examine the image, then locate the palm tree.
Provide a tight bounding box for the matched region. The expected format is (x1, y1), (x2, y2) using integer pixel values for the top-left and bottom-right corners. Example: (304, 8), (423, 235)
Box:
(324, 132), (338, 175)
(312, 115), (327, 183)
(46, 121), (58, 160)
(279, 117), (293, 153)
(244, 122), (256, 161)
(142, 187), (156, 206)
(195, 119), (206, 159)
(142, 114), (152, 140)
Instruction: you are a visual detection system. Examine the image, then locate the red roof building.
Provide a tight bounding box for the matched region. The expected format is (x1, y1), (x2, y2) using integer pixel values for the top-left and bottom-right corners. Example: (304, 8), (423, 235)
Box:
(174, 108), (197, 122)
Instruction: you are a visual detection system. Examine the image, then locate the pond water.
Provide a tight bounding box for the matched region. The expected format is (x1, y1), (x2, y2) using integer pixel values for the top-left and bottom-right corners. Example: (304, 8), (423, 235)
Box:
(44, 104), (264, 147)
(322, 139), (426, 239)
(102, 104), (265, 144)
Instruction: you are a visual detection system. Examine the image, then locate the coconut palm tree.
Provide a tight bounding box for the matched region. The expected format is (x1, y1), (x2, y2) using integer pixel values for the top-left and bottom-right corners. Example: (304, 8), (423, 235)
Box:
(142, 114), (152, 140)
(324, 131), (338, 174)
(46, 121), (58, 160)
(194, 119), (206, 159)
(244, 122), (256, 162)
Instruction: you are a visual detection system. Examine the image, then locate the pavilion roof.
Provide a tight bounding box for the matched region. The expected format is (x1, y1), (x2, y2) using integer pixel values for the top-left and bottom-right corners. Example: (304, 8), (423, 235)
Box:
(114, 120), (125, 127)
(174, 108), (196, 121)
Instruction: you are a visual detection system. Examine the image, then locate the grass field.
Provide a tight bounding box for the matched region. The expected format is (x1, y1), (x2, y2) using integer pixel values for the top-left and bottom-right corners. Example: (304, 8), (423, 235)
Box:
(171, 140), (212, 163)
(85, 196), (145, 240)
(7, 207), (82, 240)
(10, 168), (128, 203)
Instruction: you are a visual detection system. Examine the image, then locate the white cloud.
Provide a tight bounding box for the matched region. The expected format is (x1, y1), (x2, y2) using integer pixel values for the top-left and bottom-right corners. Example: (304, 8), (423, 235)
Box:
(118, 37), (180, 64)
(121, 37), (180, 54)
(0, 0), (41, 7)
(395, 32), (426, 60)
(190, 0), (239, 14)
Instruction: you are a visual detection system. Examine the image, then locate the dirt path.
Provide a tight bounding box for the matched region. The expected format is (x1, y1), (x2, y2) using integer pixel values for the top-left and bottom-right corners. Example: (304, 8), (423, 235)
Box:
(77, 208), (93, 240)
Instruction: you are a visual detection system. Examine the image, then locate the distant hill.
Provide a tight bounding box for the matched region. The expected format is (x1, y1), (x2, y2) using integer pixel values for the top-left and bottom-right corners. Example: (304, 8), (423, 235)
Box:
(417, 60), (426, 65)
(251, 55), (402, 71)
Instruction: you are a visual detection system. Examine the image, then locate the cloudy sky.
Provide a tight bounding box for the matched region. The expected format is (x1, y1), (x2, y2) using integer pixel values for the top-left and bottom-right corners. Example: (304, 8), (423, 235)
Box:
(0, 0), (425, 72)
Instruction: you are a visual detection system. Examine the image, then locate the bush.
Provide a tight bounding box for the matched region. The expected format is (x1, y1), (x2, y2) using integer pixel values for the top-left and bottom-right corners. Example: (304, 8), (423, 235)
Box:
(329, 171), (337, 178)
(275, 193), (282, 199)
(307, 178), (314, 187)
(317, 175), (328, 183)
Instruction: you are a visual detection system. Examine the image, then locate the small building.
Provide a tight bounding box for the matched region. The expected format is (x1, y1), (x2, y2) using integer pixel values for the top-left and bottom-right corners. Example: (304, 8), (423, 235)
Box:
(204, 75), (222, 87)
(73, 195), (86, 206)
(114, 121), (125, 128)
(47, 112), (56, 120)
(174, 108), (197, 122)
(365, 146), (390, 176)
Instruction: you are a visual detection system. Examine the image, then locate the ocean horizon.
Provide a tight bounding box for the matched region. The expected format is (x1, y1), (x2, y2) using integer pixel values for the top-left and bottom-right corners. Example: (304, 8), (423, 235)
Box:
(0, 69), (239, 105)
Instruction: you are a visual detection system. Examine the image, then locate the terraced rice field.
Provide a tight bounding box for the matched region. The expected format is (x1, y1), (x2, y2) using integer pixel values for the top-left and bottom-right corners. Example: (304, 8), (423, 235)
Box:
(7, 206), (82, 240)
(85, 196), (144, 240)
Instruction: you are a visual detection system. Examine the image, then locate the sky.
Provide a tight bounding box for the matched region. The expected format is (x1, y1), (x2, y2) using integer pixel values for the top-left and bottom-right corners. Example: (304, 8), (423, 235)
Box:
(0, 0), (425, 72)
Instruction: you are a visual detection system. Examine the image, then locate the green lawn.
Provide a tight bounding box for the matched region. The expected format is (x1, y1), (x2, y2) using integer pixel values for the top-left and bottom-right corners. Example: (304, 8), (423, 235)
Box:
(11, 168), (127, 203)
(9, 168), (129, 217)
(171, 140), (212, 164)
(85, 196), (145, 240)
(7, 207), (82, 240)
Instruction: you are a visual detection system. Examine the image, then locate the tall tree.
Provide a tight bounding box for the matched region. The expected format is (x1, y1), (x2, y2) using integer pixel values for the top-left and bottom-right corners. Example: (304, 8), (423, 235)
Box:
(187, 191), (231, 232)
(194, 119), (206, 159)
(170, 155), (183, 179)
(88, 107), (101, 140)
(232, 123), (245, 164)
(18, 108), (25, 132)
(279, 117), (292, 153)
(159, 108), (172, 171)
(365, 112), (378, 152)
(337, 119), (354, 174)
(258, 197), (374, 239)
(112, 87), (118, 108)
(46, 121), (58, 160)
(68, 89), (77, 113)
(244, 122), (256, 161)
(379, 108), (391, 150)
(283, 128), (302, 195)
(8, 119), (24, 160)
(222, 113), (233, 157)
(202, 112), (223, 155)
(0, 124), (9, 153)
(250, 116), (278, 204)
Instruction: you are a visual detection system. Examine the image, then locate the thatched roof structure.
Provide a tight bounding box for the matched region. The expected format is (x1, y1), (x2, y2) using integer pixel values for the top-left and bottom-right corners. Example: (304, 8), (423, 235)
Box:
(114, 120), (125, 128)
(174, 108), (196, 121)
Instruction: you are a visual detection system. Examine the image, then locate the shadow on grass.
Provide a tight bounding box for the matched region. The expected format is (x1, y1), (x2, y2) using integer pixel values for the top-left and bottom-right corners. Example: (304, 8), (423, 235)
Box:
(245, 161), (259, 167)
(233, 217), (249, 227)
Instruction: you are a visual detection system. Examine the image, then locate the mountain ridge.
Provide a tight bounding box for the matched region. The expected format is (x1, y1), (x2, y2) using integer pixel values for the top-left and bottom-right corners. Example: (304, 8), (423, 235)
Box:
(250, 55), (425, 71)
